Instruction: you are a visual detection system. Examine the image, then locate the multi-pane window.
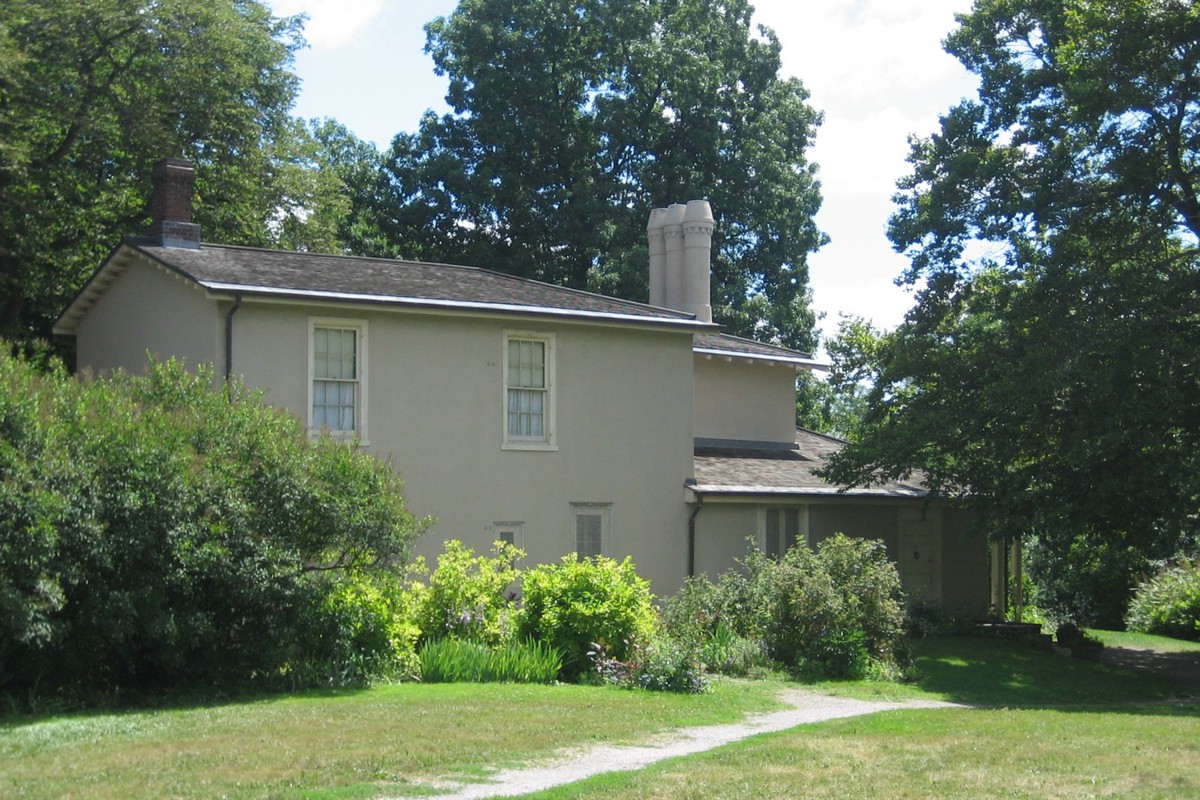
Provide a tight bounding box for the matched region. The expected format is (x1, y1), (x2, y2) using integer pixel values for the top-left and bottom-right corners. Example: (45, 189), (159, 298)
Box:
(764, 507), (803, 558)
(504, 333), (554, 447)
(309, 319), (366, 439)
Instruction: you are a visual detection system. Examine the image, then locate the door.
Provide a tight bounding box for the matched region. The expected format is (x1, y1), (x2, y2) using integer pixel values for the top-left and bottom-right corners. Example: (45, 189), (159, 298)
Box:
(900, 519), (941, 603)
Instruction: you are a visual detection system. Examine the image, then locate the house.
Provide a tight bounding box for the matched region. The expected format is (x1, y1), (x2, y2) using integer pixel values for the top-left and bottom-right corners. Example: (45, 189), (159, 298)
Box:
(55, 159), (992, 613)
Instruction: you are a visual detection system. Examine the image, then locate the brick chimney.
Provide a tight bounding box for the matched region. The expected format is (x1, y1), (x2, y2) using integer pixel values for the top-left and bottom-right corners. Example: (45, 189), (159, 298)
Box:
(145, 158), (201, 249)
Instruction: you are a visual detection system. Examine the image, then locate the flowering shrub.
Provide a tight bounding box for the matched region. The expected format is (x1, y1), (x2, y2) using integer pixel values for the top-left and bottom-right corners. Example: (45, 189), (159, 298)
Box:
(519, 554), (656, 680)
(411, 539), (522, 646)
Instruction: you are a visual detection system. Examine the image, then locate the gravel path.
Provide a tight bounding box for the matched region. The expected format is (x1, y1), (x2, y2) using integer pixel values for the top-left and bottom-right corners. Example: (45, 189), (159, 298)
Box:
(385, 689), (963, 800)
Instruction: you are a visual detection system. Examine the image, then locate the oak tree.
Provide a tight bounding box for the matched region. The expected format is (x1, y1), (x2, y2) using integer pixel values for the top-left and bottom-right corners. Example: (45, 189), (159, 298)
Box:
(822, 0), (1200, 621)
(376, 0), (825, 349)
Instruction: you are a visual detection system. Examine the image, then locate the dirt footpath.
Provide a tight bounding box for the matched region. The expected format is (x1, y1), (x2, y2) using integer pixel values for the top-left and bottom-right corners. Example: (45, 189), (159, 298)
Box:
(385, 690), (963, 800)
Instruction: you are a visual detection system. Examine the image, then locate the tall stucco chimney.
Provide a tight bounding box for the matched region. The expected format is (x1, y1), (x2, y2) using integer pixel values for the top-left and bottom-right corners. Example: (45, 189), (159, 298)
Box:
(647, 199), (713, 322)
(681, 200), (714, 323)
(146, 157), (201, 249)
(660, 203), (687, 313)
(647, 207), (669, 307)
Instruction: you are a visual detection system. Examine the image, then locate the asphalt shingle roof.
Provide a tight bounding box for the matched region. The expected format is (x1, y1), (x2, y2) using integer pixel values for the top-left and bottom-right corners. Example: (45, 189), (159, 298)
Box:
(55, 239), (717, 335)
(692, 428), (927, 498)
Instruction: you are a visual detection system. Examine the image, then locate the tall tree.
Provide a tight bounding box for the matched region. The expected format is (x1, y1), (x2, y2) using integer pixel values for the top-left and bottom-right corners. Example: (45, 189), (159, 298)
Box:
(376, 0), (825, 350)
(822, 0), (1200, 621)
(0, 0), (305, 343)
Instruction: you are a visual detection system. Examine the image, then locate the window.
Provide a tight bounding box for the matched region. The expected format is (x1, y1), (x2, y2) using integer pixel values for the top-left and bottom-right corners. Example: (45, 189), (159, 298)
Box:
(763, 507), (805, 558)
(504, 332), (555, 449)
(493, 522), (524, 550)
(571, 503), (611, 558)
(309, 318), (367, 441)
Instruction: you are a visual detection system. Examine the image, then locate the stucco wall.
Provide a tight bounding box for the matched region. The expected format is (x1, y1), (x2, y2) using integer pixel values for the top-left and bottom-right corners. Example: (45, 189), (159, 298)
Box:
(693, 358), (796, 444)
(74, 252), (221, 376)
(693, 497), (990, 616)
(228, 301), (696, 593)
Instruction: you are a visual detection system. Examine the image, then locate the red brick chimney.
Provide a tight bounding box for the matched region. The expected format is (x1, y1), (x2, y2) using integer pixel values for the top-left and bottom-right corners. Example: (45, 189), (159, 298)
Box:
(146, 158), (201, 249)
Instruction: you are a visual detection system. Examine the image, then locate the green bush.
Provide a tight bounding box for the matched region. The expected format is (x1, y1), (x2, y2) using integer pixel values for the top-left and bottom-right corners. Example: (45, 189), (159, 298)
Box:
(0, 350), (427, 699)
(303, 573), (421, 686)
(411, 539), (522, 646)
(765, 535), (907, 678)
(1125, 559), (1200, 641)
(658, 574), (773, 676)
(418, 638), (561, 683)
(590, 635), (709, 693)
(519, 554), (656, 681)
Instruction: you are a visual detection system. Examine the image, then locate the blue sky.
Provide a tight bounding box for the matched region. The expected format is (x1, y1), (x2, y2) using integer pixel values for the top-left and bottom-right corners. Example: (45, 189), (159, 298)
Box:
(266, 0), (978, 342)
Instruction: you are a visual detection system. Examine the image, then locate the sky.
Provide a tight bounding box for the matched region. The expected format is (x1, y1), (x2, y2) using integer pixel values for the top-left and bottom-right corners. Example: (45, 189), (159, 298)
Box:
(266, 0), (978, 342)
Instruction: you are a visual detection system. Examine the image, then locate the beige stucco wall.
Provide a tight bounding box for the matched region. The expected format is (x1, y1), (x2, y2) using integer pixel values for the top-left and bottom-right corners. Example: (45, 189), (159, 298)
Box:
(74, 253), (221, 376)
(693, 357), (796, 444)
(227, 301), (697, 593)
(692, 497), (990, 616)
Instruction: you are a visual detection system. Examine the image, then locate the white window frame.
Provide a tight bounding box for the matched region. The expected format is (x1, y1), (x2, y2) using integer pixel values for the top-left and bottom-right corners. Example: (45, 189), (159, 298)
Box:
(760, 505), (808, 558)
(493, 521), (525, 550)
(503, 331), (556, 450)
(571, 503), (611, 558)
(307, 317), (368, 444)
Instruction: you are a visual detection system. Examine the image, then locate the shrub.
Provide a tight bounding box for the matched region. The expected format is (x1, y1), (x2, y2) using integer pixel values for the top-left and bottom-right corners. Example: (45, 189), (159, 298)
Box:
(519, 554), (656, 681)
(658, 577), (772, 676)
(0, 350), (428, 699)
(411, 539), (522, 646)
(763, 535), (907, 679)
(1125, 559), (1200, 641)
(590, 636), (708, 693)
(418, 638), (561, 684)
(303, 572), (420, 686)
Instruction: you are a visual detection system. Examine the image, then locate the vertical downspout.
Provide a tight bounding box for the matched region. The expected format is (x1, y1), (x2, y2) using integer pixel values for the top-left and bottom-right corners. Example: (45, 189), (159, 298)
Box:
(224, 293), (243, 387)
(687, 490), (704, 577)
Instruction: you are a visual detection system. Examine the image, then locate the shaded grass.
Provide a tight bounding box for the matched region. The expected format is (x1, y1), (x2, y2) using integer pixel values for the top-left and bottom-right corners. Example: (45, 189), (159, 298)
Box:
(814, 635), (1186, 707)
(0, 679), (785, 800)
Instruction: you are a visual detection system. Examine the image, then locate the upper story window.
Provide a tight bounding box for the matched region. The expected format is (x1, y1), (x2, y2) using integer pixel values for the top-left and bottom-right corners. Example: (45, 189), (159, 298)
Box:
(503, 331), (556, 449)
(309, 318), (367, 442)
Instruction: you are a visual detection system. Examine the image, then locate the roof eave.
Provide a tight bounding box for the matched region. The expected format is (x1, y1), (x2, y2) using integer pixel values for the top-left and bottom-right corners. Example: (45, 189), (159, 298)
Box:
(198, 281), (719, 331)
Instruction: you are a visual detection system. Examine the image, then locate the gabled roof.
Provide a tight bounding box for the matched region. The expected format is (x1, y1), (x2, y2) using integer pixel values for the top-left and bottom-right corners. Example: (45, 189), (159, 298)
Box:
(692, 428), (927, 499)
(694, 332), (825, 370)
(54, 238), (719, 336)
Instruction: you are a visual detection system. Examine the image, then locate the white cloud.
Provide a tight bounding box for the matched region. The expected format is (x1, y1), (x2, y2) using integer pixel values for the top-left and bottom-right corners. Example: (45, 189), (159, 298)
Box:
(268, 0), (385, 48)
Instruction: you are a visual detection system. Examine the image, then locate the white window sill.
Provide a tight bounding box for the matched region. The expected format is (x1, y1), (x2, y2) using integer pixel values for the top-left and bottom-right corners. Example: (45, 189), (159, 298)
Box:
(502, 441), (558, 452)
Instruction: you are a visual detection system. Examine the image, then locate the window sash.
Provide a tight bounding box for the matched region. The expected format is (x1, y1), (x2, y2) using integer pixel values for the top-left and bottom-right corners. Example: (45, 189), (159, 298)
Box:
(312, 325), (360, 433)
(505, 336), (551, 443)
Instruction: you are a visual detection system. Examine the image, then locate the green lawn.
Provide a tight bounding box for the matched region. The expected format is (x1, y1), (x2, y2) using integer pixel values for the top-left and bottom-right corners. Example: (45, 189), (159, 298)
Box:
(1087, 628), (1200, 653)
(2, 635), (1197, 800)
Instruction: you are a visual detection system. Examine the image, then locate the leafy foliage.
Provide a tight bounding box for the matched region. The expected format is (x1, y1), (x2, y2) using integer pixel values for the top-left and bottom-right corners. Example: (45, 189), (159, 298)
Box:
(376, 0), (824, 349)
(1125, 559), (1200, 641)
(589, 636), (709, 693)
(0, 0), (313, 342)
(518, 554), (657, 680)
(662, 535), (908, 680)
(410, 539), (522, 646)
(0, 350), (426, 697)
(822, 0), (1200, 620)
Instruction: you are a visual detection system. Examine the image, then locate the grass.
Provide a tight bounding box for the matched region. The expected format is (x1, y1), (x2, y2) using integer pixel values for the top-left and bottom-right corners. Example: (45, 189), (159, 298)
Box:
(513, 635), (1200, 800)
(1087, 628), (1200, 652)
(3, 634), (1198, 799)
(0, 678), (786, 800)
